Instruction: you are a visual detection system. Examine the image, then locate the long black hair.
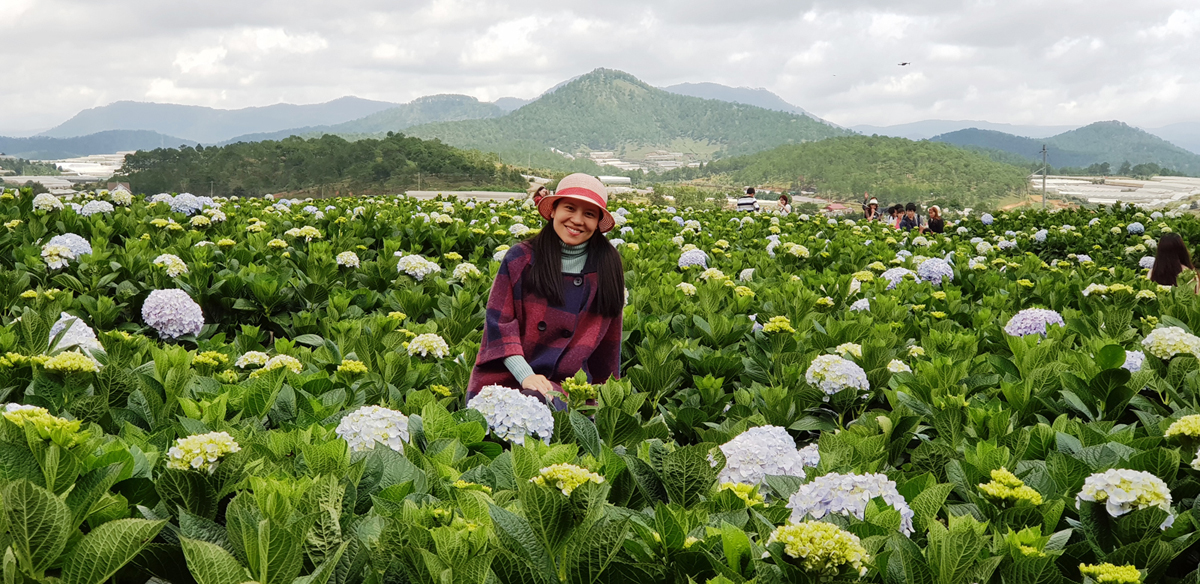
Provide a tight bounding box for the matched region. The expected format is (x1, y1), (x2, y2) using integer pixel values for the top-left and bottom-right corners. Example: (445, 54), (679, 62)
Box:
(526, 208), (625, 318)
(1150, 233), (1194, 286)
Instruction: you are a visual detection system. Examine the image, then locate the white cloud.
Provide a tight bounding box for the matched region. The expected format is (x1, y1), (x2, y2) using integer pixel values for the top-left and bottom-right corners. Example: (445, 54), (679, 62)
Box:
(174, 47), (228, 74)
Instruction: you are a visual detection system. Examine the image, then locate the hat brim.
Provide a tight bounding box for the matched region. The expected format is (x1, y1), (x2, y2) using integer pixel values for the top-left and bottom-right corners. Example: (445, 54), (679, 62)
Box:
(537, 194), (615, 233)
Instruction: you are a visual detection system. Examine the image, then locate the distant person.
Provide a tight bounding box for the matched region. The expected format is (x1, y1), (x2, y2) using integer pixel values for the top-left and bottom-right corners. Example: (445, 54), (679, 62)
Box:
(898, 202), (924, 231)
(863, 198), (881, 221)
(777, 194), (792, 216)
(922, 205), (944, 234)
(736, 187), (760, 212)
(888, 205), (903, 229)
(1149, 233), (1199, 289)
(530, 185), (550, 205)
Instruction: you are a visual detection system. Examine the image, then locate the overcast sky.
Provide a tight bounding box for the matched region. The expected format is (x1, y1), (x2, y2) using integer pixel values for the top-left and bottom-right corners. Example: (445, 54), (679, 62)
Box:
(2, 0), (1199, 134)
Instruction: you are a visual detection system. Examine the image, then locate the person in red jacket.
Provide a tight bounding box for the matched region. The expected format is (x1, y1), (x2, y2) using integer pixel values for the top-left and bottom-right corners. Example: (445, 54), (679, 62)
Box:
(467, 173), (625, 409)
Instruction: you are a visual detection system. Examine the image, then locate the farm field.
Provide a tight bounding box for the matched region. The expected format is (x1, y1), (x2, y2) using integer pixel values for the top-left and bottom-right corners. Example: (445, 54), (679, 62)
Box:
(3, 186), (1200, 583)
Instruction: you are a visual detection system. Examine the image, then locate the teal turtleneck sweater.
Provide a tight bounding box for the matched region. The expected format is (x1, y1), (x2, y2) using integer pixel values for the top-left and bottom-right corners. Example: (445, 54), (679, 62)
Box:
(504, 241), (589, 384)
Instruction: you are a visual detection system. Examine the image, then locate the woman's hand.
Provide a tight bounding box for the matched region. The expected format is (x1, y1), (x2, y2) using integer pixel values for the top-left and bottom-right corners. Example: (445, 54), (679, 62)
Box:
(521, 374), (560, 396)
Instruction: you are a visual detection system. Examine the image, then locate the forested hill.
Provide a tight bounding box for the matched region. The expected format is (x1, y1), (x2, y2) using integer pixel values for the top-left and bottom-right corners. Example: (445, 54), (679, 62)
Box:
(115, 133), (527, 197)
(403, 68), (849, 168)
(933, 121), (1200, 175)
(666, 135), (1030, 206)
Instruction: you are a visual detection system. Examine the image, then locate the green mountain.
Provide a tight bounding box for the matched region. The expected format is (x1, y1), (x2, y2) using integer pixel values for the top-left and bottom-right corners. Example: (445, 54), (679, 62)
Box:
(933, 121), (1200, 175)
(671, 135), (1030, 206)
(0, 129), (193, 160)
(222, 95), (505, 144)
(116, 133), (525, 197)
(402, 68), (849, 169)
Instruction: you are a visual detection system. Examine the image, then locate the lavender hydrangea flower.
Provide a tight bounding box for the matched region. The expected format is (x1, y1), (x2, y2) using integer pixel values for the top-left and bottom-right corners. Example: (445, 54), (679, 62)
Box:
(1004, 308), (1065, 337)
(49, 312), (103, 355)
(1075, 254), (1092, 263)
(981, 213), (994, 225)
(918, 258), (954, 285)
(1033, 229), (1048, 242)
(1122, 350), (1145, 373)
(787, 473), (915, 536)
(678, 249), (708, 269)
(169, 193), (205, 215)
(1139, 256), (1155, 269)
(142, 289), (205, 339)
(849, 298), (870, 312)
(880, 268), (915, 290)
(1128, 222), (1145, 234)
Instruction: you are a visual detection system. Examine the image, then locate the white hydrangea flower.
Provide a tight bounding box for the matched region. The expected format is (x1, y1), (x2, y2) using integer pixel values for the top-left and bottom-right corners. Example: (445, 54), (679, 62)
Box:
(739, 268), (755, 282)
(336, 251), (360, 268)
(493, 245), (511, 262)
(141, 289), (204, 339)
(235, 351), (270, 368)
(835, 343), (863, 358)
(712, 426), (819, 487)
(468, 385), (554, 445)
(41, 244), (74, 269)
(787, 472), (915, 536)
(395, 253), (442, 280)
(887, 360), (911, 373)
(453, 262), (481, 279)
(49, 312), (103, 355)
(1142, 327), (1200, 359)
(407, 333), (450, 358)
(849, 298), (870, 312)
(33, 193), (64, 211)
(805, 355), (870, 397)
(1076, 468), (1174, 529)
(336, 405), (410, 452)
(80, 200), (114, 217)
(677, 282), (697, 296)
(153, 254), (189, 277)
(167, 431), (240, 473)
(47, 233), (92, 257)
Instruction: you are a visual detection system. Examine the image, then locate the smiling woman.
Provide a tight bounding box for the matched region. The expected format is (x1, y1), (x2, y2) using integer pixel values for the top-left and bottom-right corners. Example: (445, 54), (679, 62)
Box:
(466, 173), (625, 408)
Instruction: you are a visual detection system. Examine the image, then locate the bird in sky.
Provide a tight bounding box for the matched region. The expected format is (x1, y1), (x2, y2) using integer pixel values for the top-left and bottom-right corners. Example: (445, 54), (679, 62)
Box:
(898, 62), (911, 66)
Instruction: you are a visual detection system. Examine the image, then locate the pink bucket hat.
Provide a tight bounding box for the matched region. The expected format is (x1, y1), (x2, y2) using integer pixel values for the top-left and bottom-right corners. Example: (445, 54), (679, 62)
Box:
(537, 173), (615, 233)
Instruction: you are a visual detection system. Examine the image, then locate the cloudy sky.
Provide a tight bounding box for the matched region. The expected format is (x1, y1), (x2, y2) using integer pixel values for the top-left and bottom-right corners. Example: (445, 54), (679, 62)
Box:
(2, 0), (1198, 134)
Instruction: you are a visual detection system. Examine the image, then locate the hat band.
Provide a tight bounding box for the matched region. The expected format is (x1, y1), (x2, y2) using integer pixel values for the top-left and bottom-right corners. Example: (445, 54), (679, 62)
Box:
(554, 187), (607, 210)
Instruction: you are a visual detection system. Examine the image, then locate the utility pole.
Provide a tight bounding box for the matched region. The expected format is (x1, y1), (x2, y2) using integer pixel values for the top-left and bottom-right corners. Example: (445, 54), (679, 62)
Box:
(1041, 145), (1048, 210)
(210, 180), (214, 198)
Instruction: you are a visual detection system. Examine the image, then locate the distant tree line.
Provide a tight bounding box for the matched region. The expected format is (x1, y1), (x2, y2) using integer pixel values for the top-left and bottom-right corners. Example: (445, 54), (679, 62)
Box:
(115, 132), (527, 197)
(0, 157), (60, 176)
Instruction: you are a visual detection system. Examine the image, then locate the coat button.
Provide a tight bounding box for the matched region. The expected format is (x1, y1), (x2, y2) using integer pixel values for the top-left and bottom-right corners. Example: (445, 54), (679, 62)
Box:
(561, 330), (571, 338)
(573, 277), (583, 286)
(537, 321), (546, 331)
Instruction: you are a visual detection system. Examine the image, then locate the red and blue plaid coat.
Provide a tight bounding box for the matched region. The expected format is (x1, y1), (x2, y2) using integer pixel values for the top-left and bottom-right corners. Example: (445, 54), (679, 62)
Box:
(466, 242), (622, 407)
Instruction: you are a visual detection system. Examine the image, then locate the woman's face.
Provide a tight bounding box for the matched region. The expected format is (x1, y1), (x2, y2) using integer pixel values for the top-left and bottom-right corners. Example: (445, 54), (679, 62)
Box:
(551, 198), (601, 245)
(930, 208), (940, 219)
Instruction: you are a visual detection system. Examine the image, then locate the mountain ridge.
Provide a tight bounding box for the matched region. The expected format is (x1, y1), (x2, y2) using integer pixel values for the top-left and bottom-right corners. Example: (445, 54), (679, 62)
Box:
(0, 130), (193, 160)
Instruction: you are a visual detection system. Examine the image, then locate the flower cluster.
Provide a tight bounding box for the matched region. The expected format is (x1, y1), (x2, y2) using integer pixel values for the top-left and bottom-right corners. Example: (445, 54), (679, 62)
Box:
(714, 426), (820, 486)
(336, 359), (368, 375)
(250, 354), (303, 377)
(766, 521), (869, 577)
(1077, 468), (1173, 528)
(805, 355), (870, 396)
(978, 467), (1043, 506)
(407, 333), (450, 358)
(835, 343), (862, 358)
(235, 351), (269, 368)
(80, 200), (114, 217)
(1122, 350), (1145, 373)
(529, 463), (605, 496)
(395, 253), (441, 280)
(166, 431), (241, 473)
(762, 316), (795, 334)
(786, 472), (915, 535)
(678, 249), (708, 269)
(43, 351), (99, 373)
(850, 298), (870, 312)
(41, 244), (74, 269)
(153, 254), (189, 277)
(1139, 256), (1155, 269)
(1003, 308), (1065, 337)
(1142, 327), (1200, 359)
(336, 251), (360, 268)
(335, 405), (410, 452)
(2, 404), (84, 446)
(284, 226), (322, 241)
(467, 385), (554, 445)
(1165, 415), (1200, 439)
(887, 360), (911, 373)
(1078, 563), (1142, 584)
(917, 258), (954, 285)
(33, 193), (64, 211)
(49, 312), (103, 354)
(142, 289), (205, 339)
(677, 282), (697, 295)
(880, 267), (914, 290)
(452, 262), (481, 279)
(718, 482), (766, 506)
(1127, 222), (1144, 235)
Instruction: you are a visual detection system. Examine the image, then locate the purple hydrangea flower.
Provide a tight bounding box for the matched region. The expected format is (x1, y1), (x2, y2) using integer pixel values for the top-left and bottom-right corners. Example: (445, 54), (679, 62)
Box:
(917, 258), (954, 285)
(1122, 350), (1145, 373)
(881, 268), (915, 290)
(142, 289), (204, 339)
(981, 213), (994, 225)
(1139, 256), (1155, 269)
(1004, 308), (1065, 337)
(678, 249), (708, 269)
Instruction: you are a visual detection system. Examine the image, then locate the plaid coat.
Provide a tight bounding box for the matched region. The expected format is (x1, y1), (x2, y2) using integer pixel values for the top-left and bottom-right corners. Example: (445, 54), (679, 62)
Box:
(466, 242), (622, 406)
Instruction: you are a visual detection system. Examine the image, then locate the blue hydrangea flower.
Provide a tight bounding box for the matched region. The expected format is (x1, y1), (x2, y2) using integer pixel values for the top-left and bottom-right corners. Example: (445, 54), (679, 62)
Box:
(1033, 229), (1047, 242)
(1128, 222), (1145, 234)
(981, 213), (994, 225)
(917, 258), (954, 285)
(678, 249), (708, 269)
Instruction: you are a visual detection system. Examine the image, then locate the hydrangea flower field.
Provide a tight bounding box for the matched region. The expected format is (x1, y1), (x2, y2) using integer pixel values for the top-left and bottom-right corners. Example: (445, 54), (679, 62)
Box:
(3, 186), (1200, 584)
